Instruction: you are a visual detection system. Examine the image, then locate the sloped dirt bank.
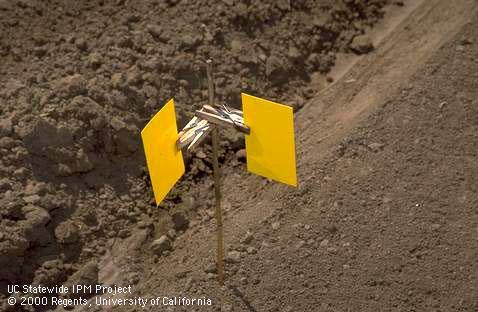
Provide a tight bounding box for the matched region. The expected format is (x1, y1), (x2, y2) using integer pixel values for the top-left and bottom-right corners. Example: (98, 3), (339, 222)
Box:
(107, 0), (478, 311)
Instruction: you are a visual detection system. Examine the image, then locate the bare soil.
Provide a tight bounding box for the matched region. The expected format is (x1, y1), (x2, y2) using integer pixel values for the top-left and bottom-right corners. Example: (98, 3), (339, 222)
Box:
(113, 1), (478, 311)
(0, 0), (393, 310)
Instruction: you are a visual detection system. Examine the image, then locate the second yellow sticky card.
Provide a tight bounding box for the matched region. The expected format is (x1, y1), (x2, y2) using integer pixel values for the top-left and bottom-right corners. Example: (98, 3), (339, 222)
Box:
(242, 93), (297, 187)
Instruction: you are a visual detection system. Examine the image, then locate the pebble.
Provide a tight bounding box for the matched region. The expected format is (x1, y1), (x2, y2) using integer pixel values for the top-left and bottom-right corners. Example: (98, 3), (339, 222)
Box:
(204, 263), (217, 274)
(54, 220), (79, 244)
(151, 235), (172, 255)
(235, 149), (246, 161)
(118, 229), (129, 238)
(246, 246), (257, 254)
(23, 194), (41, 204)
(14, 167), (29, 179)
(225, 251), (241, 263)
(167, 229), (177, 239)
(240, 231), (254, 245)
(271, 222), (281, 230)
(327, 247), (338, 254)
(325, 224), (338, 233)
(296, 240), (306, 249)
(320, 239), (329, 247)
(350, 34), (374, 54)
(88, 52), (102, 68)
(175, 270), (189, 279)
(206, 273), (216, 280)
(368, 142), (384, 151)
(196, 150), (207, 159)
(172, 212), (189, 231)
(75, 38), (88, 52)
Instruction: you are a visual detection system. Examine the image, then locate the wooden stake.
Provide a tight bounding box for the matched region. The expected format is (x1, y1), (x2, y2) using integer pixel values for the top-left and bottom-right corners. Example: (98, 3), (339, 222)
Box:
(207, 59), (225, 286)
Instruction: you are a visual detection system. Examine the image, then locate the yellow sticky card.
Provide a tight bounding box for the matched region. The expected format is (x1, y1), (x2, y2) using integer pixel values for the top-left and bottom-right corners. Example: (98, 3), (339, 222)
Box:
(242, 93), (297, 187)
(141, 99), (185, 205)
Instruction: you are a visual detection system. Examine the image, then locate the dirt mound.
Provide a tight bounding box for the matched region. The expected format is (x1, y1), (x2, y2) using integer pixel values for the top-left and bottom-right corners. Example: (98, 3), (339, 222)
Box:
(0, 0), (393, 310)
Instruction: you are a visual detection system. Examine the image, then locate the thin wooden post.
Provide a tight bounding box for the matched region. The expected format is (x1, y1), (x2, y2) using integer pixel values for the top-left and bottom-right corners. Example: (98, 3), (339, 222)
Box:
(207, 59), (225, 285)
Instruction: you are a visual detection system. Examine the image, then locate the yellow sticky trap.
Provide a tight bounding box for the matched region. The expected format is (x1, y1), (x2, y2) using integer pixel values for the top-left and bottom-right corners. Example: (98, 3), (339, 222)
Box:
(141, 99), (185, 205)
(242, 93), (297, 187)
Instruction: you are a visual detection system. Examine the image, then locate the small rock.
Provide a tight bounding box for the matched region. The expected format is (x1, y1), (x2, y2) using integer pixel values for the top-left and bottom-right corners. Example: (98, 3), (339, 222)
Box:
(206, 273), (216, 280)
(56, 74), (87, 97)
(175, 270), (189, 279)
(246, 246), (257, 254)
(55, 220), (80, 244)
(0, 136), (16, 149)
(296, 240), (306, 249)
(23, 194), (41, 204)
(320, 239), (329, 247)
(151, 235), (172, 255)
(326, 247), (338, 254)
(125, 66), (142, 86)
(325, 224), (338, 233)
(13, 167), (29, 179)
(0, 178), (12, 191)
(172, 212), (189, 231)
(240, 231), (254, 245)
(118, 229), (129, 238)
(225, 251), (241, 263)
(111, 73), (125, 89)
(125, 13), (141, 24)
(33, 46), (48, 57)
(271, 222), (281, 230)
(179, 34), (201, 50)
(288, 45), (302, 60)
(87, 52), (102, 69)
(0, 118), (13, 136)
(22, 204), (48, 221)
(350, 35), (374, 54)
(75, 38), (88, 52)
(236, 149), (246, 162)
(368, 142), (384, 152)
(204, 263), (217, 274)
(25, 181), (48, 196)
(147, 24), (167, 42)
(167, 229), (177, 239)
(57, 164), (73, 177)
(196, 150), (207, 159)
